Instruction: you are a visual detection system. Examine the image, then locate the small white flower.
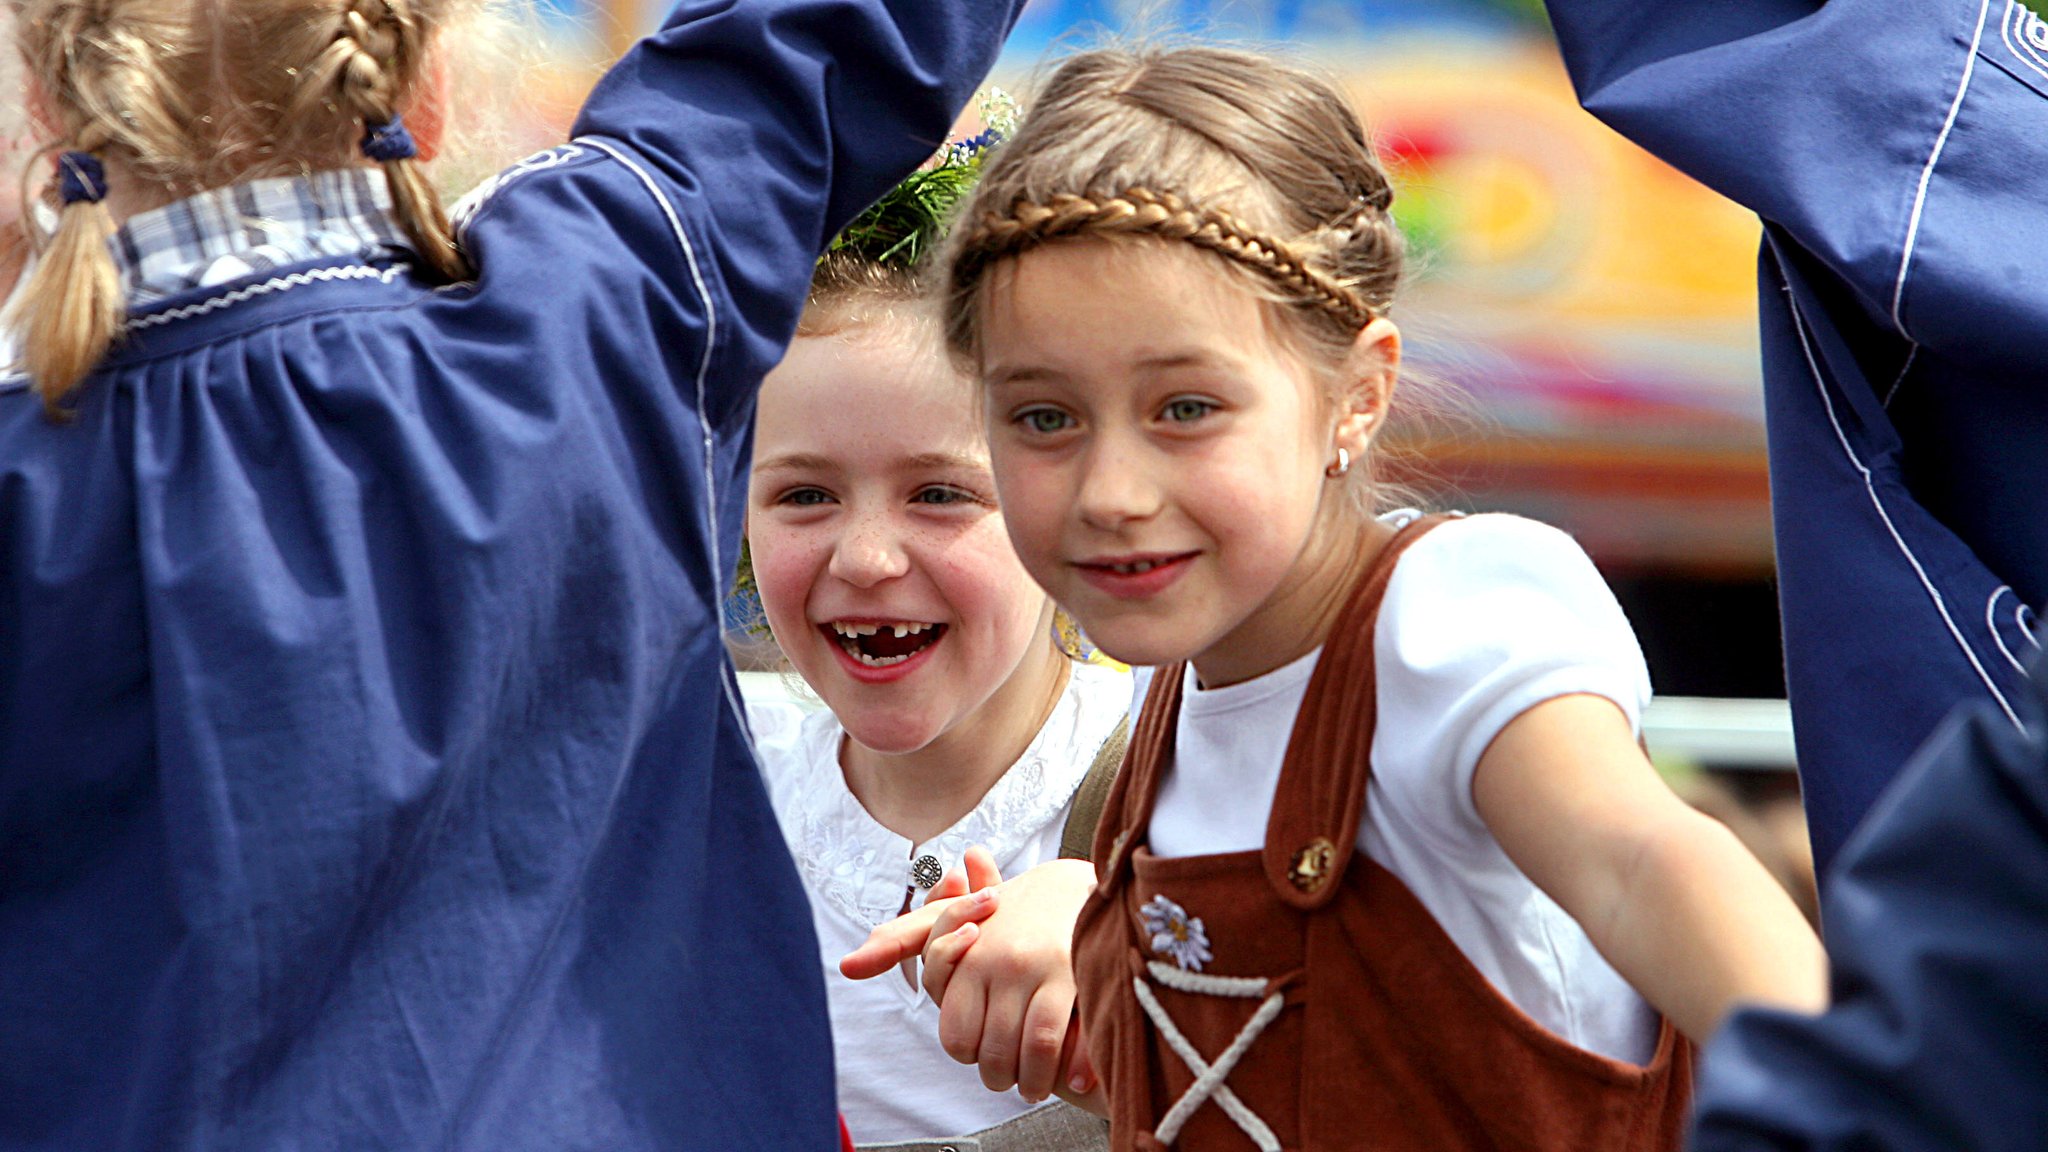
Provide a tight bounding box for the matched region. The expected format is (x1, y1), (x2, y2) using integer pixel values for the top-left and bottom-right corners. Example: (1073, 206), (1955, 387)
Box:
(1138, 894), (1212, 972)
(978, 87), (1021, 139)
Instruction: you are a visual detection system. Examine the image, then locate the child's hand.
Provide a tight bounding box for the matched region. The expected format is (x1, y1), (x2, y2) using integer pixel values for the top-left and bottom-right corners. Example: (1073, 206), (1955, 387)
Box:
(841, 850), (1102, 1107)
(921, 856), (1100, 1104)
(839, 846), (1006, 981)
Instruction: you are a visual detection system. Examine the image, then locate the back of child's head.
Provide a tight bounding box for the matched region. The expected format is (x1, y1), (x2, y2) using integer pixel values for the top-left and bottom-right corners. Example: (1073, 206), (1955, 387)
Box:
(943, 45), (1409, 498)
(11, 0), (475, 413)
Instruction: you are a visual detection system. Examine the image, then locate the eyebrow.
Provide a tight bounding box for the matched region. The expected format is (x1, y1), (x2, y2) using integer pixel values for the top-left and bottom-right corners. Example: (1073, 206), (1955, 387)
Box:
(753, 451), (988, 474)
(1133, 349), (1232, 371)
(752, 452), (838, 474)
(982, 364), (1064, 389)
(985, 349), (1235, 388)
(903, 451), (990, 473)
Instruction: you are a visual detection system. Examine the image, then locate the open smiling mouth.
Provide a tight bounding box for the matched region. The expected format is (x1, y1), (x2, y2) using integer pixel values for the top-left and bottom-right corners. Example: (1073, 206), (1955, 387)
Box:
(825, 621), (948, 668)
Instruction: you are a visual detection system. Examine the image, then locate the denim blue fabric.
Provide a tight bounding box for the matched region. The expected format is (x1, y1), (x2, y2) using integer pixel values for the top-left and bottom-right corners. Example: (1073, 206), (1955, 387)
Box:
(1544, 0), (2047, 873)
(0, 1), (1022, 1148)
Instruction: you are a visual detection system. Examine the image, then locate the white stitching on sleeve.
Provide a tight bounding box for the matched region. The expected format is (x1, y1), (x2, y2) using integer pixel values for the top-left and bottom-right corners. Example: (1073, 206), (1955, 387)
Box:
(1989, 586), (2028, 674)
(1891, 0), (1992, 340)
(1781, 279), (2021, 729)
(571, 136), (745, 727)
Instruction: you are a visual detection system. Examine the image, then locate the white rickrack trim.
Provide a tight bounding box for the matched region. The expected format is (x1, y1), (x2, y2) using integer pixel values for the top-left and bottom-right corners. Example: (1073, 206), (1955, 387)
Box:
(1134, 961), (1286, 1152)
(126, 263), (411, 332)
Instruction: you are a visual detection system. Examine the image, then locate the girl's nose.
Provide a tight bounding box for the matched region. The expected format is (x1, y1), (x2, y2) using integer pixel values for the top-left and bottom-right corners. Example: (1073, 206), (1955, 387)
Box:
(1075, 442), (1161, 530)
(827, 512), (910, 587)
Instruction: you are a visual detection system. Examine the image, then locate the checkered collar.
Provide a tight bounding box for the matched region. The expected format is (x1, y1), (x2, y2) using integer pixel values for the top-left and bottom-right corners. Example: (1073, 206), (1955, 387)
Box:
(114, 168), (411, 306)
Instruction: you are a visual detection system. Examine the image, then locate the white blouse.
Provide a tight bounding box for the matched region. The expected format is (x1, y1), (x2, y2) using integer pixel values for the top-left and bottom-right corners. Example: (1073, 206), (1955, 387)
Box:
(749, 660), (1130, 1142)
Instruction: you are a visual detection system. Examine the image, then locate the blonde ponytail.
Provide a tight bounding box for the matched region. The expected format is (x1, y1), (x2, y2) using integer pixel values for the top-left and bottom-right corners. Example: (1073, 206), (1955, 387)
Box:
(9, 145), (125, 417)
(10, 0), (192, 416)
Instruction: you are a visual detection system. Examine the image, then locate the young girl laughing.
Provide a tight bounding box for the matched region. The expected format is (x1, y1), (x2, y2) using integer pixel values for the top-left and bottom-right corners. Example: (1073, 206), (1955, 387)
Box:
(745, 154), (1125, 1151)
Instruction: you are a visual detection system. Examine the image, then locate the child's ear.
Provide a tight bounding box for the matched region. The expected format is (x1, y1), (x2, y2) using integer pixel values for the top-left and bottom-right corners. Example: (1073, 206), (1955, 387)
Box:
(1332, 317), (1399, 458)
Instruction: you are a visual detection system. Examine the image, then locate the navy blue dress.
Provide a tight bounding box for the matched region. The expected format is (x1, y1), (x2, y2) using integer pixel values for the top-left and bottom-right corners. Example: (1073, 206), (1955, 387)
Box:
(1692, 630), (2048, 1150)
(0, 1), (1021, 1148)
(1542, 0), (2047, 872)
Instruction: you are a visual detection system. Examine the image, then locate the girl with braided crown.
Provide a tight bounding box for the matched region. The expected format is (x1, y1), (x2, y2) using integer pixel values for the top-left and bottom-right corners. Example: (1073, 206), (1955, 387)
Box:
(0, 0), (1024, 1147)
(844, 45), (1826, 1151)
(742, 129), (1121, 1151)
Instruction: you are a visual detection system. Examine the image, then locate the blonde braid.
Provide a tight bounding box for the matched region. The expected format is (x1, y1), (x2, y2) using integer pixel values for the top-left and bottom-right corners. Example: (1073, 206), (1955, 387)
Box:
(957, 188), (1375, 332)
(1315, 197), (1402, 315)
(294, 0), (469, 280)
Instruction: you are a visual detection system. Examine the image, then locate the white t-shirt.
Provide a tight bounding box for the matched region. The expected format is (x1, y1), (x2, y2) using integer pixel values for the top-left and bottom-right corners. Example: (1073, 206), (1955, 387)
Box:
(1142, 512), (1661, 1065)
(750, 660), (1130, 1143)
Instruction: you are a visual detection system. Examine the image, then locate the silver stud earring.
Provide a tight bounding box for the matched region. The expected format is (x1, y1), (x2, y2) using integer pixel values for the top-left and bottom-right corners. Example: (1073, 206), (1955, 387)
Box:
(1324, 447), (1351, 479)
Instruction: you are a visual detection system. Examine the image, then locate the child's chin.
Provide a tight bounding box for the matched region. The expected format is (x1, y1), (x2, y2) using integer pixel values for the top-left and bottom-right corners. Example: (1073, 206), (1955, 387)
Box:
(1085, 627), (1201, 670)
(842, 714), (948, 757)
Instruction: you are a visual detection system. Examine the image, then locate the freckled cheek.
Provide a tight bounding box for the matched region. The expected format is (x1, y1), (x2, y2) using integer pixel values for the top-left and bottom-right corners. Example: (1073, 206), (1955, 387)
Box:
(747, 526), (831, 643)
(925, 521), (1046, 633)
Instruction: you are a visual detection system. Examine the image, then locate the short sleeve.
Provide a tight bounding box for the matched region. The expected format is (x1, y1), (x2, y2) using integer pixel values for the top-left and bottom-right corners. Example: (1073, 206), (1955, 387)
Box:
(1372, 514), (1653, 850)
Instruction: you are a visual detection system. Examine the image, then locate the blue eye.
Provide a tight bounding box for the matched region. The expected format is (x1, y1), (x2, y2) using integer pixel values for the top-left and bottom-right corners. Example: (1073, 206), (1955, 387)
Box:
(1016, 407), (1075, 435)
(780, 487), (833, 507)
(912, 486), (974, 506)
(1162, 397), (1216, 423)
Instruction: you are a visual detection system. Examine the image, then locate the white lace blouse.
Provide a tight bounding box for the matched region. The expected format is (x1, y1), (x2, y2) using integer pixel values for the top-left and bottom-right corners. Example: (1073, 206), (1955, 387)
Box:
(747, 660), (1129, 1142)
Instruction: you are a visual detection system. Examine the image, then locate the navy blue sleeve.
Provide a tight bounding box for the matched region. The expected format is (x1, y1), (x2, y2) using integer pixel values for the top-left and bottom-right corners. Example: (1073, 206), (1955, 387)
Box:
(567, 0), (1025, 418)
(1541, 0), (2048, 339)
(1692, 638), (2048, 1151)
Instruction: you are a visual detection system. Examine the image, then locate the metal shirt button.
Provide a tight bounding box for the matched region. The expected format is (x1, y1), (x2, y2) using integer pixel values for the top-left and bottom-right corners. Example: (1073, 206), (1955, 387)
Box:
(911, 854), (944, 889)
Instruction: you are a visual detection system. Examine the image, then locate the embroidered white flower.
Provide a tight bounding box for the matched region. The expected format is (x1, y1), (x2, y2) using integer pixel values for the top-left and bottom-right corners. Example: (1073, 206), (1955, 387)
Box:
(1139, 894), (1212, 972)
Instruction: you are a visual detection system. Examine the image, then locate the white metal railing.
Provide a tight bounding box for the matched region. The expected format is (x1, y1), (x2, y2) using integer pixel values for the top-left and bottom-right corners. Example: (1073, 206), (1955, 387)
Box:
(737, 671), (1795, 772)
(1643, 696), (1796, 771)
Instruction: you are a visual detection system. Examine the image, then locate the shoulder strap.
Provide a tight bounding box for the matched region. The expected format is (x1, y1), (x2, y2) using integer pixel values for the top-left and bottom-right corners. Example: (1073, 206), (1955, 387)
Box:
(1086, 666), (1184, 884)
(1263, 514), (1450, 909)
(1059, 714), (1131, 861)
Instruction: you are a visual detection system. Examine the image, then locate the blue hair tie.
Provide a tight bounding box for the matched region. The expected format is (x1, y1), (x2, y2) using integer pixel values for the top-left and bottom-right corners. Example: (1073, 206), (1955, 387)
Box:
(56, 151), (107, 206)
(360, 114), (417, 162)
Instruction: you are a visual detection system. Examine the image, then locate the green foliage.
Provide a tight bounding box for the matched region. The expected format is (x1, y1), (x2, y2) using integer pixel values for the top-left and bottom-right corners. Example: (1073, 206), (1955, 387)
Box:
(828, 156), (991, 269)
(825, 88), (1016, 271)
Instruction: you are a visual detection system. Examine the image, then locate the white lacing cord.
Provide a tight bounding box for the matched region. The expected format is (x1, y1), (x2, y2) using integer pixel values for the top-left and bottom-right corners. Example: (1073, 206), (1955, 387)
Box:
(1133, 961), (1286, 1151)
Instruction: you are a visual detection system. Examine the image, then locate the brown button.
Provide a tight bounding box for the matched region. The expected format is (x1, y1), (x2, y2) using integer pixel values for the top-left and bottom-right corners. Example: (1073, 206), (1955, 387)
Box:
(1289, 836), (1338, 893)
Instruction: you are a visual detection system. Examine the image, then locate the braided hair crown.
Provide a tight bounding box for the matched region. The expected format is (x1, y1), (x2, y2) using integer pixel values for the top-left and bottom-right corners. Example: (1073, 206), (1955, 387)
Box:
(943, 45), (1404, 367)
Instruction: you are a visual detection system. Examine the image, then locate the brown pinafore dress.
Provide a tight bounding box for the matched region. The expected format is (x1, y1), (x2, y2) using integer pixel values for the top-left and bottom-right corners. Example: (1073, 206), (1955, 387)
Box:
(1071, 516), (1693, 1151)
